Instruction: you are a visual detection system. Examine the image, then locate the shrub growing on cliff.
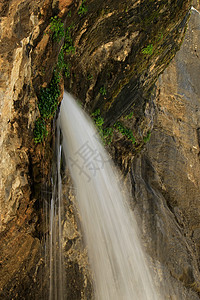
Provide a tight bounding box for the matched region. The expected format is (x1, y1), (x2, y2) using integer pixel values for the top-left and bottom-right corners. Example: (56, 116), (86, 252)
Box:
(124, 111), (134, 120)
(57, 47), (71, 77)
(34, 118), (48, 144)
(38, 71), (60, 119)
(100, 86), (106, 96)
(78, 0), (88, 15)
(64, 25), (75, 54)
(114, 121), (136, 144)
(92, 109), (113, 145)
(142, 44), (153, 55)
(143, 131), (151, 143)
(34, 71), (60, 144)
(92, 110), (136, 145)
(50, 16), (65, 42)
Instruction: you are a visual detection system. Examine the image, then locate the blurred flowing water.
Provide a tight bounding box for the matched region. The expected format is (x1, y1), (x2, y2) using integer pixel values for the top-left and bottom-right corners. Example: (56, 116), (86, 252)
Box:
(43, 119), (65, 300)
(59, 91), (160, 300)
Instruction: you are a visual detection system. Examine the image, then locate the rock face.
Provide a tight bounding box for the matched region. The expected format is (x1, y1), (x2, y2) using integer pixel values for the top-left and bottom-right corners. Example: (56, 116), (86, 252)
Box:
(0, 0), (71, 298)
(65, 0), (191, 126)
(131, 7), (200, 299)
(0, 0), (197, 299)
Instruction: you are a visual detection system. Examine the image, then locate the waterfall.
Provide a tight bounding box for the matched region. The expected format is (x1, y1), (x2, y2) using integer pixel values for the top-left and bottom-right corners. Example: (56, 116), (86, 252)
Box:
(191, 6), (200, 14)
(59, 91), (160, 300)
(44, 119), (65, 300)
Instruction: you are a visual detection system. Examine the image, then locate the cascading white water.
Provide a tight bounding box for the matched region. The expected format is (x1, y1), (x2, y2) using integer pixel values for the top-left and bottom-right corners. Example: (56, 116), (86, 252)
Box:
(60, 91), (160, 300)
(191, 6), (200, 15)
(43, 120), (65, 300)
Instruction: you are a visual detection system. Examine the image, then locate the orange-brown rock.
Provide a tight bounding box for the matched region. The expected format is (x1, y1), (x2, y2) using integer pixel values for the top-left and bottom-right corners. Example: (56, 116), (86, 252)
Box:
(131, 5), (200, 299)
(0, 0), (197, 299)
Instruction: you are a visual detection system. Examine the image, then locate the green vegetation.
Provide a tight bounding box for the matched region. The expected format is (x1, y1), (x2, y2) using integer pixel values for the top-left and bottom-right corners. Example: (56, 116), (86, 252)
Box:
(92, 109), (113, 145)
(34, 118), (48, 144)
(100, 86), (106, 96)
(64, 24), (75, 54)
(78, 0), (88, 15)
(57, 47), (66, 72)
(34, 17), (75, 144)
(49, 16), (65, 42)
(92, 109), (104, 134)
(57, 47), (71, 78)
(142, 44), (153, 55)
(87, 74), (93, 80)
(114, 121), (136, 144)
(92, 108), (150, 148)
(92, 110), (136, 145)
(64, 63), (71, 78)
(38, 71), (60, 119)
(143, 131), (151, 143)
(34, 71), (61, 144)
(124, 111), (134, 120)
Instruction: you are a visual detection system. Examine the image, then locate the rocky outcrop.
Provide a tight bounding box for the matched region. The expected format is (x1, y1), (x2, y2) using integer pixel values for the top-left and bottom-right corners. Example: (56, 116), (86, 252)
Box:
(131, 6), (200, 299)
(65, 0), (191, 125)
(0, 0), (70, 298)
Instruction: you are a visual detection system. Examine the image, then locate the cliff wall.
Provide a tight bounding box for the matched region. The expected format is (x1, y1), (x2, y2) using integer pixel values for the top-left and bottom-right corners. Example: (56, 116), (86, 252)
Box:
(0, 0), (197, 298)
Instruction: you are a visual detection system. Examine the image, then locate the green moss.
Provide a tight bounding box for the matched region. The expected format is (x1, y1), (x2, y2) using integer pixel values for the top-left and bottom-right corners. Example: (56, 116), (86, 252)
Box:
(143, 131), (151, 143)
(78, 0), (88, 16)
(124, 111), (134, 120)
(92, 109), (136, 145)
(64, 25), (75, 54)
(34, 118), (48, 144)
(57, 47), (66, 72)
(38, 71), (60, 119)
(114, 121), (136, 144)
(142, 44), (154, 55)
(57, 47), (71, 78)
(34, 70), (61, 144)
(65, 63), (71, 78)
(100, 86), (106, 96)
(91, 109), (113, 145)
(49, 16), (65, 42)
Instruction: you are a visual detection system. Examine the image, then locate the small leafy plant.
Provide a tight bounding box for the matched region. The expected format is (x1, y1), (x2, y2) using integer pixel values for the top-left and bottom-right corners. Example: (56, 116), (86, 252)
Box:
(64, 25), (75, 54)
(78, 0), (88, 15)
(49, 16), (65, 42)
(64, 63), (71, 78)
(100, 86), (106, 96)
(124, 111), (134, 120)
(34, 17), (75, 144)
(114, 121), (136, 144)
(38, 71), (60, 119)
(143, 131), (151, 143)
(142, 44), (153, 55)
(57, 47), (66, 72)
(87, 74), (93, 80)
(34, 118), (48, 144)
(92, 109), (113, 145)
(92, 110), (136, 145)
(34, 71), (60, 144)
(57, 47), (71, 78)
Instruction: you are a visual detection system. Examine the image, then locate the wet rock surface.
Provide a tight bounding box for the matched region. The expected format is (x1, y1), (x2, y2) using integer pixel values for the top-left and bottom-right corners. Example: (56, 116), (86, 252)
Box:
(0, 0), (198, 298)
(131, 7), (200, 299)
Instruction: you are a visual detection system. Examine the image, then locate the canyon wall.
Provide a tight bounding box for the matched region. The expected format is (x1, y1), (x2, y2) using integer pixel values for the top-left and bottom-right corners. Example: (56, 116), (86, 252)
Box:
(0, 0), (71, 298)
(1, 0), (198, 299)
(131, 6), (200, 299)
